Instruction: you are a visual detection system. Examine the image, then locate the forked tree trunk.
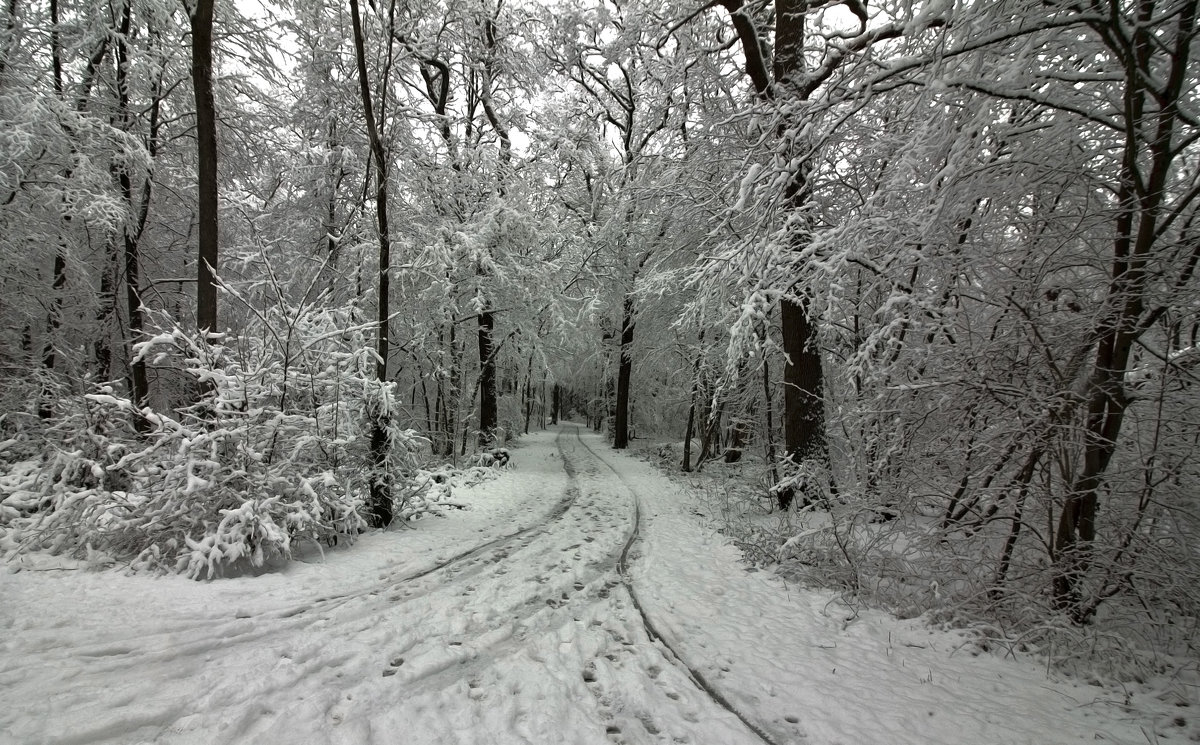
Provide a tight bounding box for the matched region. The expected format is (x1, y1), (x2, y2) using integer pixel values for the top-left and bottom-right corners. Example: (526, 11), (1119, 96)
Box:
(718, 0), (830, 510)
(1053, 0), (1197, 619)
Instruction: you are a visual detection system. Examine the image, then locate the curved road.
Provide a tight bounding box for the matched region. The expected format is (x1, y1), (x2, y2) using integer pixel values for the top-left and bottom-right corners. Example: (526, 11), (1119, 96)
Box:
(1, 424), (776, 745)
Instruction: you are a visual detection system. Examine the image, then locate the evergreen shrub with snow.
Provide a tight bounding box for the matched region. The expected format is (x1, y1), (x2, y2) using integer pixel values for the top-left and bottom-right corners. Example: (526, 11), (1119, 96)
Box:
(0, 308), (430, 578)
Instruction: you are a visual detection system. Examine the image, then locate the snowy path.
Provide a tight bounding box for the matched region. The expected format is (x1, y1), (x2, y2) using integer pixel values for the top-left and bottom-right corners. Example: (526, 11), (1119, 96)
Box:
(1, 425), (1182, 745)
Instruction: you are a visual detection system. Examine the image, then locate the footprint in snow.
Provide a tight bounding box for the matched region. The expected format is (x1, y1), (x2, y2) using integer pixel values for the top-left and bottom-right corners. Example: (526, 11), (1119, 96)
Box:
(382, 656), (404, 677)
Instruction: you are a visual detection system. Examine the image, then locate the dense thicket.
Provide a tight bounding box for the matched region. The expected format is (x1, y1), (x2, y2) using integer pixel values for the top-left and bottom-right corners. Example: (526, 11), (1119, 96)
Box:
(1, 0), (1196, 669)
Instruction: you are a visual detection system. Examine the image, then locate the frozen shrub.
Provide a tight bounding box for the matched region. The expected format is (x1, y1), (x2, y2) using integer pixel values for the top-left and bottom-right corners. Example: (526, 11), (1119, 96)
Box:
(1, 309), (431, 578)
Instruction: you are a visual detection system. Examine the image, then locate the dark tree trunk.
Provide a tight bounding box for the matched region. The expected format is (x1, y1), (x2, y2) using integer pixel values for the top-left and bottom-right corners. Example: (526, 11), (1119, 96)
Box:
(724, 416), (749, 463)
(551, 383), (560, 424)
(540, 371), (547, 429)
(437, 320), (461, 458)
(773, 0), (829, 510)
(681, 400), (696, 473)
(115, 0), (150, 431)
(319, 117), (344, 300)
(762, 357), (779, 486)
(40, 251), (66, 420)
(123, 221), (149, 425)
(993, 448), (1041, 598)
(477, 19), (509, 447)
(522, 368), (533, 435)
(777, 297), (826, 509)
(478, 310), (497, 444)
(94, 251), (115, 381)
(613, 295), (635, 449)
(191, 0), (218, 336)
(681, 331), (705, 472)
(723, 355), (754, 464)
(1052, 0), (1197, 618)
(696, 400), (722, 470)
(350, 0), (394, 527)
(40, 0), (68, 421)
(718, 0), (829, 510)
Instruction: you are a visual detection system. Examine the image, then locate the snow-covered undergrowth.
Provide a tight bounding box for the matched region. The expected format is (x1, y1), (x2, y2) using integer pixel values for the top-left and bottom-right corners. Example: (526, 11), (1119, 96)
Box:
(632, 439), (1200, 697)
(0, 312), (456, 578)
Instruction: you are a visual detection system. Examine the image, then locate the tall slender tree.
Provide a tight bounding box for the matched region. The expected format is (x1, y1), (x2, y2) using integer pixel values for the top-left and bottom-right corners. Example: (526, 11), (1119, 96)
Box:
(191, 0), (218, 336)
(350, 0), (397, 527)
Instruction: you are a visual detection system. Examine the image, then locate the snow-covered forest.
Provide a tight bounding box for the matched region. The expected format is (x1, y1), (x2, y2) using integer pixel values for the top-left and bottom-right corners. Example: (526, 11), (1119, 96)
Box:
(2, 0), (1199, 741)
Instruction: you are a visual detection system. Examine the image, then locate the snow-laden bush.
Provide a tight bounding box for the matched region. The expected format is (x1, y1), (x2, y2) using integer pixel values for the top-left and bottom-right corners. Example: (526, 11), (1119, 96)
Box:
(0, 310), (431, 578)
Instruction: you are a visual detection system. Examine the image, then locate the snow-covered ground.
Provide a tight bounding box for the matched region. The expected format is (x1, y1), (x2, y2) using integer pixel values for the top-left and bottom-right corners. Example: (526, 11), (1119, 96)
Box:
(1, 424), (1193, 745)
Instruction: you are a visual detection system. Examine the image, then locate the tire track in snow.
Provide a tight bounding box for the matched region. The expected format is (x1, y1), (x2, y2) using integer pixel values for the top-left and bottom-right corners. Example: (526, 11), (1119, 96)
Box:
(51, 430), (603, 745)
(271, 427), (584, 616)
(570, 425), (785, 745)
(4, 428), (765, 745)
(377, 425), (583, 586)
(372, 428), (638, 690)
(0, 432), (587, 701)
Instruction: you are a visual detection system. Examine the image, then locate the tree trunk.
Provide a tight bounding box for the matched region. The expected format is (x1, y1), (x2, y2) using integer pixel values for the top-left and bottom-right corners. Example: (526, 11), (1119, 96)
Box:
(350, 0), (393, 527)
(94, 249), (115, 381)
(723, 355), (755, 464)
(477, 20), (509, 448)
(613, 294), (635, 449)
(762, 356), (779, 485)
(777, 297), (826, 508)
(681, 398), (696, 473)
(478, 310), (498, 444)
(724, 415), (749, 463)
(773, 0), (829, 510)
(682, 331), (704, 472)
(39, 251), (66, 420)
(522, 361), (533, 435)
(540, 371), (547, 429)
(40, 0), (68, 421)
(718, 0), (829, 509)
(1052, 0), (1197, 617)
(191, 0), (218, 336)
(115, 0), (149, 430)
(697, 400), (722, 470)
